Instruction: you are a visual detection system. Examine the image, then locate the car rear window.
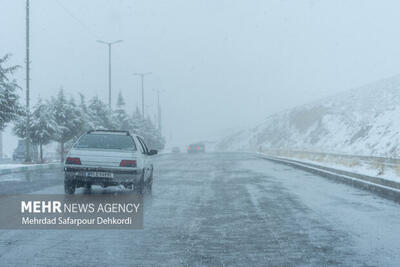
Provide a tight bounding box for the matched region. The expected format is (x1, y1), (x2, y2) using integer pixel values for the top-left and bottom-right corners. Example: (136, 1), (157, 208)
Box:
(75, 134), (137, 150)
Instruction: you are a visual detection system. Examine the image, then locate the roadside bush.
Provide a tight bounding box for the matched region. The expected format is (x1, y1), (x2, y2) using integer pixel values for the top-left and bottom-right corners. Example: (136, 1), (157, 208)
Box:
(371, 159), (385, 176)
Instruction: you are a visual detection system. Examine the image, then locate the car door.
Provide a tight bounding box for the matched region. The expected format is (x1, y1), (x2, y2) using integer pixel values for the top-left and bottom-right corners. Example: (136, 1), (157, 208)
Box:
(134, 136), (147, 175)
(136, 136), (152, 182)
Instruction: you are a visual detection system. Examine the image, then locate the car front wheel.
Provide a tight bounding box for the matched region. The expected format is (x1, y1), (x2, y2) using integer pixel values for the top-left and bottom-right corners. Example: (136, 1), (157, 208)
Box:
(146, 168), (153, 190)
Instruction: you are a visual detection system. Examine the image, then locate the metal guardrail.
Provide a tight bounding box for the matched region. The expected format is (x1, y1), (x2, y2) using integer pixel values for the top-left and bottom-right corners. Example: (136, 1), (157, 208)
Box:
(265, 149), (399, 161)
(259, 154), (400, 203)
(263, 149), (399, 172)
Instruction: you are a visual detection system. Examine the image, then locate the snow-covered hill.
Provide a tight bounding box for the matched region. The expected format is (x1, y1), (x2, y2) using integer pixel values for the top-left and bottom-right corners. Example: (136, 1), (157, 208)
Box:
(217, 75), (400, 157)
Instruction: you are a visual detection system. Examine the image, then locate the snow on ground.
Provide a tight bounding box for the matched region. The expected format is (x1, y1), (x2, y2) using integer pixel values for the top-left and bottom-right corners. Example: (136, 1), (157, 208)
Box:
(0, 163), (30, 169)
(0, 161), (59, 169)
(217, 74), (400, 157)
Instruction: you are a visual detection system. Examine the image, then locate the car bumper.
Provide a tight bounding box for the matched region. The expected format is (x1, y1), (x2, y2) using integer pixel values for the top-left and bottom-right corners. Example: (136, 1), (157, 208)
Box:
(64, 166), (141, 186)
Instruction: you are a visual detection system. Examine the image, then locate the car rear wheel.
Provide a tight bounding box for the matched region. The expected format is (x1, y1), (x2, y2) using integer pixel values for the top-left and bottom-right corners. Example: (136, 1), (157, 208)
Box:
(64, 179), (76, 194)
(135, 171), (145, 194)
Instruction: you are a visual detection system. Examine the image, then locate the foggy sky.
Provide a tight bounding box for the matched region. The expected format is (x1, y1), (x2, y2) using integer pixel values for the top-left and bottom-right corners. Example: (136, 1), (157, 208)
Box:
(2, 0), (400, 154)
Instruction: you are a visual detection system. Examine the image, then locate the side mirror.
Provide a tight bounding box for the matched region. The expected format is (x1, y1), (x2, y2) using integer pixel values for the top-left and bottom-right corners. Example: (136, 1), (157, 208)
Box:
(148, 149), (158, 156)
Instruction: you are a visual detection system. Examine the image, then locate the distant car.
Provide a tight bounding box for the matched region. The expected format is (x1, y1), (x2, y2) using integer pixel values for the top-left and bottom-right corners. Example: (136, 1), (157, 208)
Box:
(13, 139), (39, 161)
(63, 130), (157, 194)
(187, 143), (205, 153)
(172, 147), (180, 153)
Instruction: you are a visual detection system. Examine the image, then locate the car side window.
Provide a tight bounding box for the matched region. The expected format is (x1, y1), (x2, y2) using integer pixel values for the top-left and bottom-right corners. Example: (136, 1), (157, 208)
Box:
(135, 137), (146, 154)
(137, 137), (149, 154)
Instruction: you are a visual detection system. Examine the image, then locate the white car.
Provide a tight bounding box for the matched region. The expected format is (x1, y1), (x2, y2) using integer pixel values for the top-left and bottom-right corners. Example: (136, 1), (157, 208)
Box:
(63, 130), (157, 194)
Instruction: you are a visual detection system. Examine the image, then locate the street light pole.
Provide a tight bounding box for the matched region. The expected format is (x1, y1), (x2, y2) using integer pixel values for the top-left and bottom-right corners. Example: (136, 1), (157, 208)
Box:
(25, 0), (31, 162)
(133, 72), (151, 118)
(97, 39), (123, 111)
(108, 43), (111, 111)
(153, 89), (164, 134)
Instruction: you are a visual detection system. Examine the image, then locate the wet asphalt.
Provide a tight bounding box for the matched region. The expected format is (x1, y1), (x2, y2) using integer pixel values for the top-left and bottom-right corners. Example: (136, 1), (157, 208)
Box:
(0, 152), (400, 266)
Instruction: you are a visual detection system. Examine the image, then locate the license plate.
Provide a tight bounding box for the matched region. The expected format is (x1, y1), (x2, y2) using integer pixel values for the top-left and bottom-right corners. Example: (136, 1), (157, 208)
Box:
(85, 171), (113, 178)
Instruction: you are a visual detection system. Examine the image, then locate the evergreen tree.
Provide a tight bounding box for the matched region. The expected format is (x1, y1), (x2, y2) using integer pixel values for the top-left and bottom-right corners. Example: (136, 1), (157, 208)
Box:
(29, 99), (57, 162)
(78, 93), (90, 130)
(50, 89), (83, 161)
(130, 106), (142, 134)
(13, 99), (57, 162)
(88, 96), (114, 130)
(140, 116), (165, 150)
(0, 54), (22, 130)
(112, 91), (131, 131)
(13, 107), (33, 143)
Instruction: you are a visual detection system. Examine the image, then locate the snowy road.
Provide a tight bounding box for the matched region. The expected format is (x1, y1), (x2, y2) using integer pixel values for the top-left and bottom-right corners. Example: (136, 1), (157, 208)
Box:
(1, 152), (400, 266)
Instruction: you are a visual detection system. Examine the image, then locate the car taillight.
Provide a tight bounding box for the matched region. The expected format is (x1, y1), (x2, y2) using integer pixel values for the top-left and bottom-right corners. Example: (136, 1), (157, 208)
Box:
(66, 157), (81, 165)
(120, 160), (137, 167)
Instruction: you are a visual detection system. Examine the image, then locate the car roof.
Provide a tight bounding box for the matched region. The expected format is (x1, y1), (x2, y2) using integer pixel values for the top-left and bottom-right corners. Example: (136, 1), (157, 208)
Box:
(133, 134), (145, 140)
(87, 129), (144, 140)
(85, 130), (145, 140)
(87, 130), (130, 136)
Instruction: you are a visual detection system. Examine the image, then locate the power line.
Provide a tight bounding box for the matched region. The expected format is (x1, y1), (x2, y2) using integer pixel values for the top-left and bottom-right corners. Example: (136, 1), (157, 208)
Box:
(53, 0), (100, 39)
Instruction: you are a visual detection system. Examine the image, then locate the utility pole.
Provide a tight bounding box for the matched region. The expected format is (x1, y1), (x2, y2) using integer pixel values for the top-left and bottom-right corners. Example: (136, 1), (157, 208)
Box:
(133, 72), (151, 118)
(0, 131), (3, 159)
(153, 89), (164, 134)
(25, 0), (31, 162)
(97, 40), (123, 111)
